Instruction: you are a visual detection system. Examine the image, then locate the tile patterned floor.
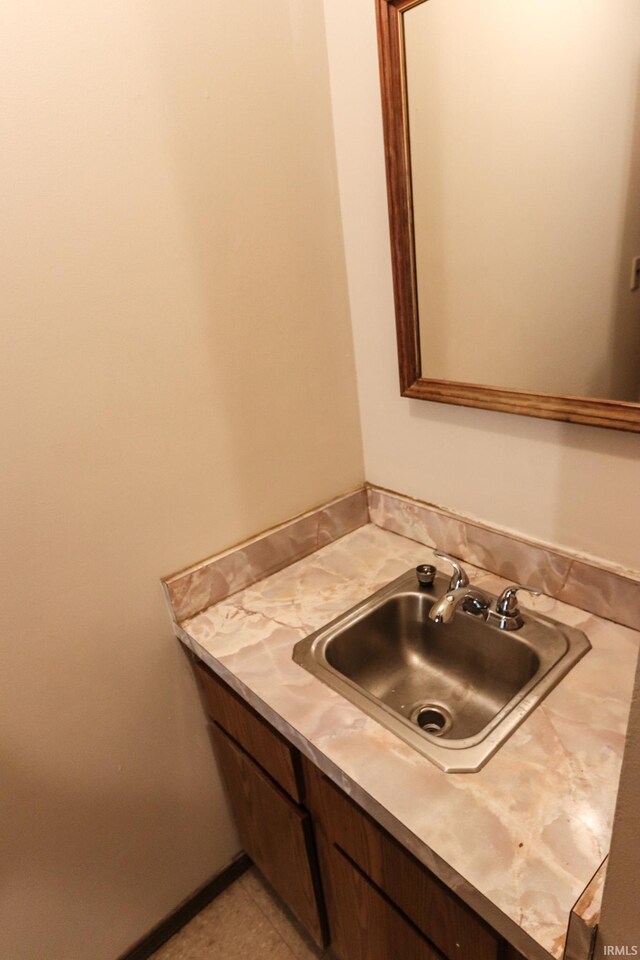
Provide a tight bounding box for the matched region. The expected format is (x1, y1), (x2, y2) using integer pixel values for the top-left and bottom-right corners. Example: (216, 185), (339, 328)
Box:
(151, 867), (330, 960)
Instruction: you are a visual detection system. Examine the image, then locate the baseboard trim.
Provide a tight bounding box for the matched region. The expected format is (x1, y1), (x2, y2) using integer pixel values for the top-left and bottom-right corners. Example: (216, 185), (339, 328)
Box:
(118, 853), (252, 960)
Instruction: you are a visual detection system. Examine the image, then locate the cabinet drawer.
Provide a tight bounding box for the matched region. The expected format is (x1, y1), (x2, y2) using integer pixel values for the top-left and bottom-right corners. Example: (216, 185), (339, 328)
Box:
(211, 723), (326, 947)
(194, 660), (302, 802)
(303, 758), (499, 960)
(321, 839), (443, 960)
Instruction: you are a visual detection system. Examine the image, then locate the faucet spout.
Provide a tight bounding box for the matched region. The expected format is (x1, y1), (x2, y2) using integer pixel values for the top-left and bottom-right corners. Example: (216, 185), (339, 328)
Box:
(428, 586), (491, 625)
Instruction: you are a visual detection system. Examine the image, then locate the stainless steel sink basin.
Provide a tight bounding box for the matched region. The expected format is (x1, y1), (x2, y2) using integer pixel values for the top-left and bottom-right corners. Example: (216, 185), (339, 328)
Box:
(293, 568), (590, 772)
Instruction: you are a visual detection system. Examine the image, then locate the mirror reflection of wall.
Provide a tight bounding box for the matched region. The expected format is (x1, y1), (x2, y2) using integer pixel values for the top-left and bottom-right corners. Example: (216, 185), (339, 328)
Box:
(404, 0), (640, 401)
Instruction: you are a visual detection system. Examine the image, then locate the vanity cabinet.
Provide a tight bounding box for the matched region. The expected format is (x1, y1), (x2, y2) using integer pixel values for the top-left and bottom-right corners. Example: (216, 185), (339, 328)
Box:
(193, 658), (526, 960)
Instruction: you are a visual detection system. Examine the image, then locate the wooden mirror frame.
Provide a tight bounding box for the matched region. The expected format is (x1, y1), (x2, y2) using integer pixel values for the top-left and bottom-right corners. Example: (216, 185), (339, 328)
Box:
(376, 0), (640, 433)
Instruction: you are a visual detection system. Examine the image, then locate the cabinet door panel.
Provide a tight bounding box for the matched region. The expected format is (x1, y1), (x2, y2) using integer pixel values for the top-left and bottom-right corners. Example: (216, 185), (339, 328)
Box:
(303, 758), (498, 960)
(195, 660), (302, 802)
(321, 840), (443, 960)
(211, 724), (326, 947)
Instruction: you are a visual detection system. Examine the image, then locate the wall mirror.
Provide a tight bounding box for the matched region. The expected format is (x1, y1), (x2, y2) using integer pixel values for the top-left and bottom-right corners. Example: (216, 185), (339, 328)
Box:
(377, 0), (640, 431)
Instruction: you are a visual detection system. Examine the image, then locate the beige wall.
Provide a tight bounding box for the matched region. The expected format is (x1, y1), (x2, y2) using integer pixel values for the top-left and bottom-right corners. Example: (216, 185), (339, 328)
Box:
(323, 0), (640, 572)
(0, 3), (362, 959)
(406, 0), (640, 400)
(597, 658), (640, 952)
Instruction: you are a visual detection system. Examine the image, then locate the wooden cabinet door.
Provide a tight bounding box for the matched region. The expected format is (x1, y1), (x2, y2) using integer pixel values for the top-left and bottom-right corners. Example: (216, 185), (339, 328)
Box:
(303, 757), (499, 960)
(319, 837), (444, 960)
(211, 723), (326, 948)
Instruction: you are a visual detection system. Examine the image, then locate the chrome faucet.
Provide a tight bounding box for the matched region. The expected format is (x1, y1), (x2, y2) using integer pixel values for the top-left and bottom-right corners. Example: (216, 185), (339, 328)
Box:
(429, 585), (492, 624)
(433, 550), (469, 590)
(427, 551), (540, 630)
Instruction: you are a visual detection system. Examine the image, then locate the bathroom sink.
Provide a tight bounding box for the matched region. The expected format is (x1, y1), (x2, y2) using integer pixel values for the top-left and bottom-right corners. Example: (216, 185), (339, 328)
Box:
(292, 568), (590, 772)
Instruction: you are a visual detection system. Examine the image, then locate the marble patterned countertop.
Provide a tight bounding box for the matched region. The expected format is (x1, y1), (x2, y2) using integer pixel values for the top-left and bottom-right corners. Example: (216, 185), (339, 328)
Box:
(175, 523), (639, 960)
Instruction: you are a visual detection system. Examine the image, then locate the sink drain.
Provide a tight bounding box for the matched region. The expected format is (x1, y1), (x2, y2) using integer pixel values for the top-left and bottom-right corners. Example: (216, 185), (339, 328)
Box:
(410, 703), (452, 737)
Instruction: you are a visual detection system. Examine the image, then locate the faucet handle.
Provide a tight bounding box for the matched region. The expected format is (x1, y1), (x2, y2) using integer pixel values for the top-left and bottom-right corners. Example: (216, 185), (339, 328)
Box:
(433, 551), (469, 590)
(494, 584), (541, 629)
